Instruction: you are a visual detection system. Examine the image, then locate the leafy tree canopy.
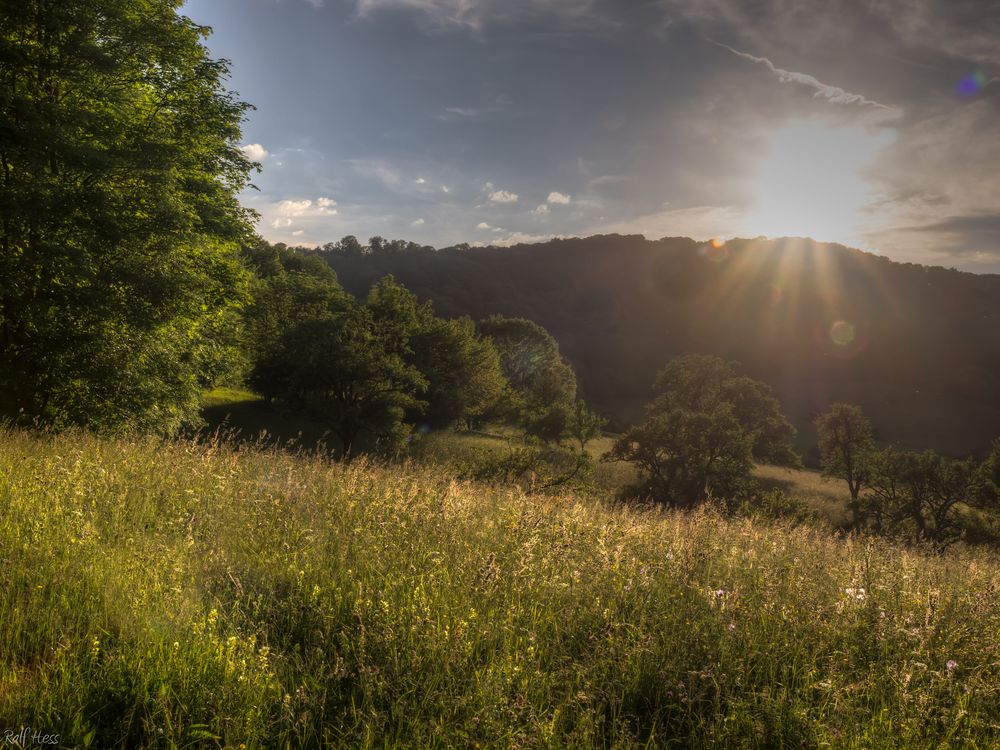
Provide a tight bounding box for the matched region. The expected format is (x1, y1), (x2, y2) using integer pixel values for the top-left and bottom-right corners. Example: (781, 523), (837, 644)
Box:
(815, 403), (876, 525)
(608, 354), (798, 507)
(0, 0), (256, 431)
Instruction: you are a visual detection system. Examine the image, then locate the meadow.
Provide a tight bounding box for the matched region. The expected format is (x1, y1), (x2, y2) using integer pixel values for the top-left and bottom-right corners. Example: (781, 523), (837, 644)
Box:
(1, 426), (998, 748)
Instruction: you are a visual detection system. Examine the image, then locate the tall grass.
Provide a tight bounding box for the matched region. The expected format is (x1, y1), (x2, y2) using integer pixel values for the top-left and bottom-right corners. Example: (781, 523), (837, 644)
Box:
(0, 427), (997, 748)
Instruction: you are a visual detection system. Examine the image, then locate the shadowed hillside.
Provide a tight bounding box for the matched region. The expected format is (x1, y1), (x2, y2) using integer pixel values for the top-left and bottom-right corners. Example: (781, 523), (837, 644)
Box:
(318, 235), (1000, 460)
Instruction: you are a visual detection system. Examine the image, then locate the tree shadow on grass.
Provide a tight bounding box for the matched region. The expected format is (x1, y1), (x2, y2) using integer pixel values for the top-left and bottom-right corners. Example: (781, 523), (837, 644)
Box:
(198, 391), (341, 457)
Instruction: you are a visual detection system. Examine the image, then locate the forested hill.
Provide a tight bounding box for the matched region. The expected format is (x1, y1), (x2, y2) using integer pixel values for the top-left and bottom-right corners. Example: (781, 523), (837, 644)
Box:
(318, 234), (1000, 459)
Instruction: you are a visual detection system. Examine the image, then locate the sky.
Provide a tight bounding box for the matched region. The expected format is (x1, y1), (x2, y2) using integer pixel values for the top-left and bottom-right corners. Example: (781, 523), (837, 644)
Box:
(182, 0), (1000, 272)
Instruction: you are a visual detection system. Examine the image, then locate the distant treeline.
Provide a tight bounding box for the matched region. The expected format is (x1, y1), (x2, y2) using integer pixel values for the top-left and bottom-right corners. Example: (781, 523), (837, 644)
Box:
(299, 233), (1000, 460)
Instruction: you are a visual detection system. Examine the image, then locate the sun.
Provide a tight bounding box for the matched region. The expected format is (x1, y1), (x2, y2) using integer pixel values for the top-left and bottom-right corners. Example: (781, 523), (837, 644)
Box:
(746, 122), (894, 246)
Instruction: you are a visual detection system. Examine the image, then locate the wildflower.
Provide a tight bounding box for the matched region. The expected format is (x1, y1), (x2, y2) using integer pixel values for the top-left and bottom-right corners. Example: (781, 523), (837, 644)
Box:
(728, 622), (736, 632)
(714, 589), (725, 597)
(946, 660), (958, 672)
(844, 587), (866, 601)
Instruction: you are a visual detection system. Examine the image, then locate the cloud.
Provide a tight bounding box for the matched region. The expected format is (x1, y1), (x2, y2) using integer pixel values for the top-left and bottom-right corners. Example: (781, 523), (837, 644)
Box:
(476, 222), (492, 229)
(547, 191), (571, 204)
(533, 204), (550, 215)
(349, 159), (404, 189)
(412, 217), (426, 226)
(239, 143), (269, 161)
(292, 229), (305, 236)
(489, 189), (519, 203)
(436, 95), (512, 121)
(415, 177), (427, 184)
(268, 197), (338, 229)
(713, 42), (900, 114)
(441, 185), (450, 193)
(354, 0), (616, 33)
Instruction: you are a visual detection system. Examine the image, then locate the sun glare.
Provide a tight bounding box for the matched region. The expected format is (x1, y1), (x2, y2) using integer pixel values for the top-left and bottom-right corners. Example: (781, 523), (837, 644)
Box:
(746, 123), (894, 246)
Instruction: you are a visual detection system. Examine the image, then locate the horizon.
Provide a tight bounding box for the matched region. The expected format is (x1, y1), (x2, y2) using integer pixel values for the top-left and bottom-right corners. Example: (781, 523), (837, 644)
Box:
(183, 0), (1000, 273)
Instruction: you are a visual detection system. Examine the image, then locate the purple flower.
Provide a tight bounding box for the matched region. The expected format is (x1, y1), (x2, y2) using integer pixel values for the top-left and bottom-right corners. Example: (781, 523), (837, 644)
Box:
(946, 660), (958, 672)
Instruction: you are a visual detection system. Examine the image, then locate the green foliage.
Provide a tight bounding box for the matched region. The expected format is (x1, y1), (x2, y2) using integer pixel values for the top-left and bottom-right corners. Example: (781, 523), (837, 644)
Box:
(243, 255), (509, 457)
(608, 354), (799, 507)
(864, 447), (981, 548)
(975, 439), (1000, 512)
(477, 315), (582, 443)
(366, 276), (509, 429)
(412, 316), (509, 430)
(241, 240), (352, 393)
(568, 398), (607, 450)
(0, 0), (255, 432)
(815, 403), (877, 525)
(253, 307), (426, 459)
(1, 427), (998, 747)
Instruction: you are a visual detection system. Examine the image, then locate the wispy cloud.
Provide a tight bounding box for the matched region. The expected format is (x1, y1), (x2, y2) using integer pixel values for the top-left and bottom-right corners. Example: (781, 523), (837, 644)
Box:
(436, 95), (512, 122)
(547, 191), (571, 204)
(354, 0), (616, 32)
(713, 41), (900, 114)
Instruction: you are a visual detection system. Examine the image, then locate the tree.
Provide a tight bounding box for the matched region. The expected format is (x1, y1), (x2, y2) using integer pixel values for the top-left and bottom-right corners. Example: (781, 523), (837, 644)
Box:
(255, 307), (426, 459)
(864, 447), (977, 547)
(974, 439), (1000, 512)
(568, 398), (606, 451)
(0, 0), (256, 431)
(477, 316), (564, 393)
(411, 316), (508, 430)
(607, 354), (798, 507)
(242, 240), (352, 398)
(477, 315), (580, 439)
(366, 276), (508, 429)
(815, 403), (876, 527)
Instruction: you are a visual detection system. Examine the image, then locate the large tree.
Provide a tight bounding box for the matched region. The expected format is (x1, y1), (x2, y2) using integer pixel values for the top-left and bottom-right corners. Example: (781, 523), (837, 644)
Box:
(864, 447), (979, 547)
(0, 0), (256, 431)
(366, 277), (507, 429)
(477, 315), (580, 441)
(608, 354), (798, 507)
(256, 308), (426, 460)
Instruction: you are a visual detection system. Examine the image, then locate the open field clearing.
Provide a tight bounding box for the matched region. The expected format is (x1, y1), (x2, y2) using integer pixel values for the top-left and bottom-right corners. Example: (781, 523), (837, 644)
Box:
(1, 428), (998, 748)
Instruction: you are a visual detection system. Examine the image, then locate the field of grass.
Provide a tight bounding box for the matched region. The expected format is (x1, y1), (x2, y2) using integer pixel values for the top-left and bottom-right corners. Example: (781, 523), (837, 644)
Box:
(1, 427), (998, 748)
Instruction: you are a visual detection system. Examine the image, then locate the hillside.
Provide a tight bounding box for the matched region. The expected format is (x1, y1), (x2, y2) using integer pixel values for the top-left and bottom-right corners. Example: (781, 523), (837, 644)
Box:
(1, 428), (998, 747)
(321, 235), (1000, 460)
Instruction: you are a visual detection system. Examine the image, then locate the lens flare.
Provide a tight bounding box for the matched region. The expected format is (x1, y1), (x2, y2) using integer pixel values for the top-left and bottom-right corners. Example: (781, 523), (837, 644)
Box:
(956, 71), (988, 97)
(830, 320), (855, 347)
(700, 238), (729, 263)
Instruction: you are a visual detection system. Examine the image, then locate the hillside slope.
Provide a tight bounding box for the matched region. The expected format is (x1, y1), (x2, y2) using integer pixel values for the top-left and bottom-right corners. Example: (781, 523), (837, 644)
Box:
(322, 235), (1000, 459)
(1, 428), (997, 747)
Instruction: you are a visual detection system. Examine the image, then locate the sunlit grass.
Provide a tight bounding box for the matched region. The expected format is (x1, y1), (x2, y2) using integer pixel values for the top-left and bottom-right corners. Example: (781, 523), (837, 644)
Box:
(0, 427), (997, 748)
